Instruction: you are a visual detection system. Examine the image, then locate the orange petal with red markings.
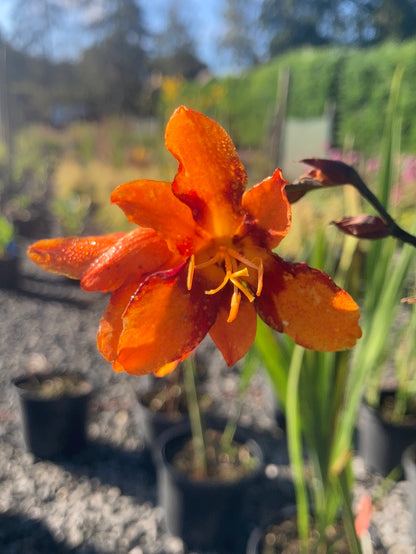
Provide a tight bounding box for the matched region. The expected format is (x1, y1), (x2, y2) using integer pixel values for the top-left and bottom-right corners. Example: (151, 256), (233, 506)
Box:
(115, 264), (219, 375)
(81, 228), (174, 292)
(27, 233), (125, 280)
(111, 180), (204, 256)
(256, 254), (361, 351)
(209, 292), (257, 366)
(242, 169), (292, 249)
(165, 106), (247, 237)
(97, 280), (139, 363)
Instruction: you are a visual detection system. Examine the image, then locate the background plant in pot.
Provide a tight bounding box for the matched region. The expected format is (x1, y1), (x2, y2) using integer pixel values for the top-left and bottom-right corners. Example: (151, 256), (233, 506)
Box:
(155, 353), (268, 554)
(251, 67), (416, 553)
(342, 70), (416, 477)
(358, 305), (416, 477)
(13, 370), (93, 459)
(353, 199), (416, 477)
(253, 236), (366, 553)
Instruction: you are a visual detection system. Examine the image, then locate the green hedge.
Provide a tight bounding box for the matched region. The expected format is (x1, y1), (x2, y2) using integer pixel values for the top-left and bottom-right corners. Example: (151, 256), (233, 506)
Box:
(337, 41), (416, 153)
(160, 40), (416, 156)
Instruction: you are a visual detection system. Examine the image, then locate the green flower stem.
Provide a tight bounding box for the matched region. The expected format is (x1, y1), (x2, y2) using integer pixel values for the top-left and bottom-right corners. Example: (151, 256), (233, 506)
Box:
(220, 404), (239, 452)
(182, 355), (207, 477)
(221, 347), (258, 451)
(337, 469), (362, 554)
(286, 344), (309, 552)
(350, 172), (416, 247)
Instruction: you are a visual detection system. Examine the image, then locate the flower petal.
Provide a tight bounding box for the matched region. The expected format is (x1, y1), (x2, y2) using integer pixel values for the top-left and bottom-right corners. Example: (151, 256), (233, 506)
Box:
(81, 228), (174, 292)
(97, 281), (139, 363)
(27, 233), (125, 279)
(111, 179), (204, 256)
(153, 360), (180, 377)
(165, 106), (247, 237)
(242, 169), (292, 249)
(209, 293), (257, 366)
(256, 254), (361, 351)
(115, 263), (219, 375)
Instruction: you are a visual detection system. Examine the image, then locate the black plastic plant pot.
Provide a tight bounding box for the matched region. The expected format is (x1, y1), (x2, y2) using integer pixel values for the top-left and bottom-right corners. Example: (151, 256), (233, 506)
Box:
(358, 390), (416, 477)
(135, 389), (188, 455)
(0, 252), (19, 289)
(402, 443), (416, 542)
(13, 371), (93, 459)
(156, 421), (265, 554)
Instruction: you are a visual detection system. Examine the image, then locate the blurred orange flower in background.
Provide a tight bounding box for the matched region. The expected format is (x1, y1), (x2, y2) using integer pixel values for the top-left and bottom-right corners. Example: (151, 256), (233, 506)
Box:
(28, 106), (361, 376)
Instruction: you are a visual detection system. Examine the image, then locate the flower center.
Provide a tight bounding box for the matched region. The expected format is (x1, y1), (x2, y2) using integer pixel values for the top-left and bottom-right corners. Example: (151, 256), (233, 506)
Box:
(187, 245), (263, 323)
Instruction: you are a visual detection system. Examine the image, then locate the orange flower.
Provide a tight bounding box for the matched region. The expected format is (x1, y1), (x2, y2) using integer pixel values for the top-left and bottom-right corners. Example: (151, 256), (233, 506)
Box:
(28, 106), (361, 376)
(354, 494), (374, 538)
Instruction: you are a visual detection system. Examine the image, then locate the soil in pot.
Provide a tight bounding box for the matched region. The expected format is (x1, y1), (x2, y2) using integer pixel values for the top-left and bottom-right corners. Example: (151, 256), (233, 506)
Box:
(255, 515), (349, 554)
(171, 427), (259, 480)
(15, 372), (92, 399)
(248, 510), (385, 554)
(14, 371), (93, 459)
(157, 422), (264, 554)
(358, 390), (416, 476)
(378, 392), (416, 425)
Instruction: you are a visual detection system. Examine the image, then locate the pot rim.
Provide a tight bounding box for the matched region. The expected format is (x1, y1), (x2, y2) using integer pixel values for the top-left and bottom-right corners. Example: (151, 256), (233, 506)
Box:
(362, 389), (416, 431)
(13, 370), (93, 401)
(402, 442), (416, 472)
(156, 419), (265, 487)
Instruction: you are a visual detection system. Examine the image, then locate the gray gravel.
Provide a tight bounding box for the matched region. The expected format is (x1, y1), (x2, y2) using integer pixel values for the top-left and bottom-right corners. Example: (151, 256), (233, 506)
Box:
(0, 242), (414, 553)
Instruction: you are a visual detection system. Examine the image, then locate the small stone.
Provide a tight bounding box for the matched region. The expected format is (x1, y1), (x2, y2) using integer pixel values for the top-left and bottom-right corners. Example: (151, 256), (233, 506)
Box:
(265, 464), (280, 479)
(128, 547), (143, 554)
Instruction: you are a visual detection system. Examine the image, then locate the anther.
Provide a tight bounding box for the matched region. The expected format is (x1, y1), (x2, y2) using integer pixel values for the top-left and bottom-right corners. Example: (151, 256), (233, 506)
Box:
(187, 255), (195, 291)
(227, 288), (241, 323)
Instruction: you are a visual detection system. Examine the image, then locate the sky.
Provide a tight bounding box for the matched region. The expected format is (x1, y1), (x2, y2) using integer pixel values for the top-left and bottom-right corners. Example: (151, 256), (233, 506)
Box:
(0, 0), (234, 74)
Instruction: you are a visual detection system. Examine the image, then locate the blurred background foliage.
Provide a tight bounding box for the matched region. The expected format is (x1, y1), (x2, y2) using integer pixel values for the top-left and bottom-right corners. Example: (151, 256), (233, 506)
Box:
(1, 0), (416, 240)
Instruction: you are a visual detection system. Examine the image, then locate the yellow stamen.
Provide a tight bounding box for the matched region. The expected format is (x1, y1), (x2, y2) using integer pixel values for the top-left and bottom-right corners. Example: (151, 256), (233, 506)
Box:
(205, 273), (230, 295)
(230, 276), (255, 302)
(227, 248), (260, 270)
(195, 250), (223, 269)
(186, 245), (263, 322)
(254, 257), (263, 296)
(187, 254), (195, 291)
(227, 287), (241, 323)
(205, 267), (249, 296)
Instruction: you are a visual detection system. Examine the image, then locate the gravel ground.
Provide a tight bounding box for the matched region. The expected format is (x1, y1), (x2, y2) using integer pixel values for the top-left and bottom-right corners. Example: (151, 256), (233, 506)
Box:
(0, 242), (414, 553)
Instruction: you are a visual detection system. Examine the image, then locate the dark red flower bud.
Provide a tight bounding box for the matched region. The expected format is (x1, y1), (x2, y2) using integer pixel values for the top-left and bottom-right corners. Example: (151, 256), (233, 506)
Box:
(301, 158), (360, 186)
(331, 215), (391, 239)
(284, 178), (323, 203)
(286, 158), (362, 204)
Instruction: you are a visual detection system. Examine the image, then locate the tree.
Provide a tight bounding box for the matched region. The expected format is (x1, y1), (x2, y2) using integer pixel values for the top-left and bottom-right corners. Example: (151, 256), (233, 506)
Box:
(370, 0), (416, 42)
(260, 0), (416, 55)
(220, 0), (264, 69)
(7, 0), (84, 59)
(78, 0), (149, 114)
(149, 4), (206, 79)
(260, 0), (332, 56)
